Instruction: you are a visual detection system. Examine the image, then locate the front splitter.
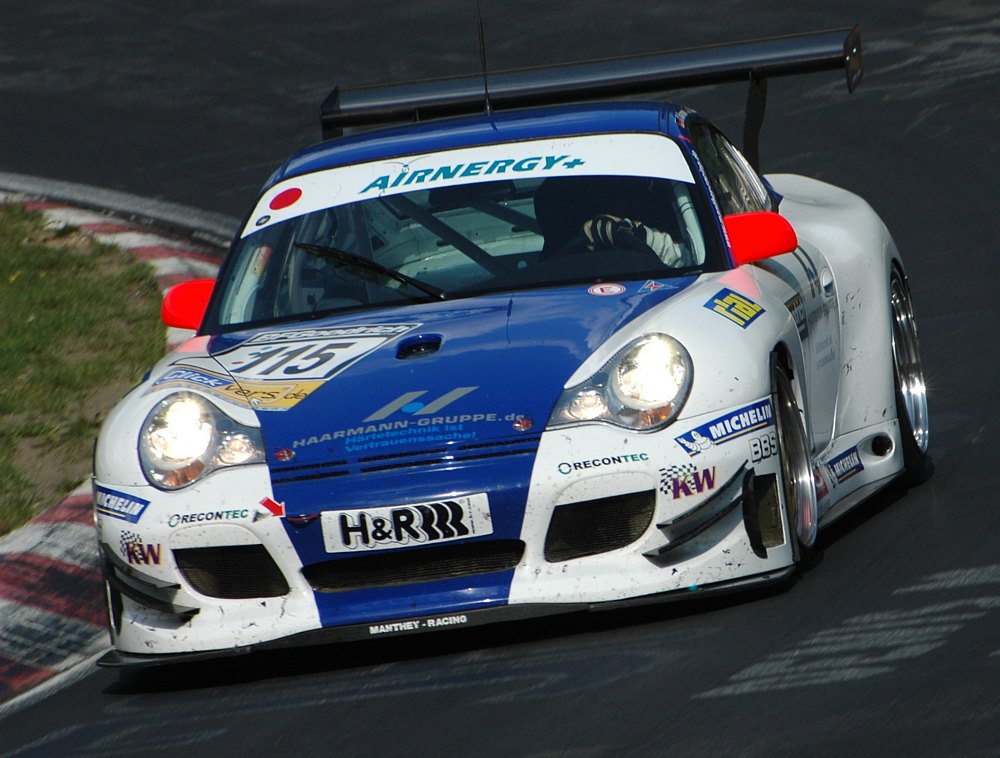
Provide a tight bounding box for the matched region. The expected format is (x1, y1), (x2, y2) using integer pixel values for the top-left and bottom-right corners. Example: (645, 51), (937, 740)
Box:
(97, 565), (794, 668)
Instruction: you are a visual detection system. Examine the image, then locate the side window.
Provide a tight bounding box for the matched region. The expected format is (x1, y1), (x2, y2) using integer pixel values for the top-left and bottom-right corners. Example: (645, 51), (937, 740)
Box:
(689, 124), (773, 215)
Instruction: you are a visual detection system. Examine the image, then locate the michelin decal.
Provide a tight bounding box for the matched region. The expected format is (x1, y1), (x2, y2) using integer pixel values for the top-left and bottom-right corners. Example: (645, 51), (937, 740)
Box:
(675, 398), (774, 457)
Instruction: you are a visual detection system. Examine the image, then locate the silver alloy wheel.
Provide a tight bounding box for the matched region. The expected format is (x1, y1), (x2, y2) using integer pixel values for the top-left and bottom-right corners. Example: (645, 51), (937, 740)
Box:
(774, 367), (817, 554)
(890, 273), (930, 455)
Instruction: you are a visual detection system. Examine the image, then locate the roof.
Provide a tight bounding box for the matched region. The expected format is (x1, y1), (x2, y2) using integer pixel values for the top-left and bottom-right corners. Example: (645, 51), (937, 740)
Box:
(271, 102), (680, 186)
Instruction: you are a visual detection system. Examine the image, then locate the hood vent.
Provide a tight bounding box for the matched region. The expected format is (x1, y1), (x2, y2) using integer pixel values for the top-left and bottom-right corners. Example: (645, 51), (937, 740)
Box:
(396, 334), (442, 359)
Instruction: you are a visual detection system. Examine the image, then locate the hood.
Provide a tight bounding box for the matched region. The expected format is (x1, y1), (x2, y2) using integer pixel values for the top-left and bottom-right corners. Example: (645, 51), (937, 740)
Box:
(208, 280), (693, 473)
(201, 279), (694, 624)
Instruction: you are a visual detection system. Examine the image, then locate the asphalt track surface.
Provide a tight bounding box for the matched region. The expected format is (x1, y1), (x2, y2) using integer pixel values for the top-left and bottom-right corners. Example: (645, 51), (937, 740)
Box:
(1, 1), (998, 755)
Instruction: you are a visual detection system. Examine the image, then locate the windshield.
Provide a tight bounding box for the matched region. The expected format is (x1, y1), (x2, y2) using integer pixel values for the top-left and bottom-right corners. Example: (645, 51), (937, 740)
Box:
(209, 134), (721, 330)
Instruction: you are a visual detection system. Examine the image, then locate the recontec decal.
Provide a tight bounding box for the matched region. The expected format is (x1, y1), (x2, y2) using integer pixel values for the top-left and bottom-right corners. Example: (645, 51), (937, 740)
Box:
(243, 134), (695, 236)
(558, 453), (649, 475)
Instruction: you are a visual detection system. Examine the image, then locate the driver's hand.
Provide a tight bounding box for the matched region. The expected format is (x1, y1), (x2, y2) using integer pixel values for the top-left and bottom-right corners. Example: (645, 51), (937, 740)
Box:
(583, 214), (682, 265)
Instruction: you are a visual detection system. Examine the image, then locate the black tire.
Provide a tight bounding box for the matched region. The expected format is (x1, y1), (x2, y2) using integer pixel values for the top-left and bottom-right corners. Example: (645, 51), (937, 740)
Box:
(773, 363), (818, 562)
(889, 269), (931, 485)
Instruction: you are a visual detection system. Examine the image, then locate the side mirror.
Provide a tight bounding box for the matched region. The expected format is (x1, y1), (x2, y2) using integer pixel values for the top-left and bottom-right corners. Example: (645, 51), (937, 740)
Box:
(723, 212), (798, 266)
(161, 279), (214, 330)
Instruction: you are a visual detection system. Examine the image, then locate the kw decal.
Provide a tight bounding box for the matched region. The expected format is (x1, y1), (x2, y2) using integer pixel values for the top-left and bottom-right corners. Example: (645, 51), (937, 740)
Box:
(120, 531), (161, 566)
(660, 464), (717, 498)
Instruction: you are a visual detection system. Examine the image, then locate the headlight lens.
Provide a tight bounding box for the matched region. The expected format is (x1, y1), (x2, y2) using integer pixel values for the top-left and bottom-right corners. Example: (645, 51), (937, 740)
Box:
(548, 334), (692, 431)
(139, 392), (265, 489)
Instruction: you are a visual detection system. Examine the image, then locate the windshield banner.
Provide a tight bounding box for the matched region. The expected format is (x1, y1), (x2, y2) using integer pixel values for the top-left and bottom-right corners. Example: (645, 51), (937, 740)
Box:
(242, 134), (694, 237)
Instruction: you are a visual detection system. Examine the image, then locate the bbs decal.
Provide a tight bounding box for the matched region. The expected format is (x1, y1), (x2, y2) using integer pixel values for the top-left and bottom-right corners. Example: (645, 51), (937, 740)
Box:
(748, 431), (778, 463)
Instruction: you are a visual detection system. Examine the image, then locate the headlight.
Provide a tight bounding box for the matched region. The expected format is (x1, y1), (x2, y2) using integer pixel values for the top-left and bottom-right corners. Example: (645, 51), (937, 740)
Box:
(139, 392), (265, 490)
(548, 334), (692, 431)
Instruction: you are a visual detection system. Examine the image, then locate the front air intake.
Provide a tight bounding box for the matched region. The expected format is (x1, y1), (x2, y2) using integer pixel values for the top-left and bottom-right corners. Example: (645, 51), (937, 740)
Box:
(544, 490), (656, 562)
(303, 539), (525, 593)
(174, 545), (290, 599)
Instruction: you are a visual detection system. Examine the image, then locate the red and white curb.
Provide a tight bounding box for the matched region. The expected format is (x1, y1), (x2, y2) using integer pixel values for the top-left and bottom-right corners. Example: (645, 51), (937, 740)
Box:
(0, 194), (227, 710)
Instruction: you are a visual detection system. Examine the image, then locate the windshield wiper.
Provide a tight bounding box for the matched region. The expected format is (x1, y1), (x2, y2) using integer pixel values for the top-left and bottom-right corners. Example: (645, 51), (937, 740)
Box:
(295, 243), (447, 300)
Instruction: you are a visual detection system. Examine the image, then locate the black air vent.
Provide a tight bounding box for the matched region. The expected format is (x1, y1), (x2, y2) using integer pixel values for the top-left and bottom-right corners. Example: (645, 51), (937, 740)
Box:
(303, 540), (525, 593)
(175, 545), (289, 599)
(396, 334), (442, 359)
(544, 490), (656, 562)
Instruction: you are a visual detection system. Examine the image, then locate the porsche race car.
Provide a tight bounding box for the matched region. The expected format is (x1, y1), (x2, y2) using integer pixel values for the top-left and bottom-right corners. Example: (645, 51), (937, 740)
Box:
(93, 26), (930, 665)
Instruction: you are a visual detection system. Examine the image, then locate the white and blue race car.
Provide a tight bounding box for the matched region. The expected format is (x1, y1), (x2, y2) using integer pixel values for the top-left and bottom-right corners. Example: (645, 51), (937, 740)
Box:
(93, 27), (930, 665)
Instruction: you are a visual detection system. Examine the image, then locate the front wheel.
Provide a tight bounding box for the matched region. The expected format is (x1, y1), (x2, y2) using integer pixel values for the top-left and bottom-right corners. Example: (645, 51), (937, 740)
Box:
(773, 364), (818, 560)
(890, 269), (931, 485)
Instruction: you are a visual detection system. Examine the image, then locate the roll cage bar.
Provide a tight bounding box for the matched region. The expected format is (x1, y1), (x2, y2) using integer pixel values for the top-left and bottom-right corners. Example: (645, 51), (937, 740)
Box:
(320, 26), (862, 172)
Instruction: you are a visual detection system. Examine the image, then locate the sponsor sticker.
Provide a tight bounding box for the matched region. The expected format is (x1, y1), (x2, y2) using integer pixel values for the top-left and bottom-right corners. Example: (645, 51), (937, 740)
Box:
(815, 334), (836, 370)
(659, 464), (717, 498)
(369, 614), (469, 636)
(785, 294), (808, 339)
(675, 398), (774, 457)
(748, 430), (778, 463)
(243, 134), (695, 237)
(705, 288), (765, 328)
(558, 452), (649, 475)
(588, 283), (626, 296)
(322, 493), (492, 553)
(814, 466), (830, 500)
(120, 530), (161, 566)
(827, 447), (864, 484)
(95, 486), (150, 524)
(293, 403), (529, 453)
(361, 155), (587, 195)
(167, 509), (250, 528)
(151, 365), (322, 411)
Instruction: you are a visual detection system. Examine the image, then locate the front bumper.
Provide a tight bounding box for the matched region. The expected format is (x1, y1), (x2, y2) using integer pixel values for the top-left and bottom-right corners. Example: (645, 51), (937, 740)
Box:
(96, 396), (794, 659)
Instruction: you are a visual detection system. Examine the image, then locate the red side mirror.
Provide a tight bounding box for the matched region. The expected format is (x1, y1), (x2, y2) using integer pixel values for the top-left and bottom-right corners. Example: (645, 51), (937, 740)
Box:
(724, 212), (798, 266)
(161, 279), (214, 330)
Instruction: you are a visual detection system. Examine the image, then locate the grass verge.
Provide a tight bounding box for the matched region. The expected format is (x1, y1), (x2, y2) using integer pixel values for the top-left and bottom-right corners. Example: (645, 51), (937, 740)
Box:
(0, 202), (164, 536)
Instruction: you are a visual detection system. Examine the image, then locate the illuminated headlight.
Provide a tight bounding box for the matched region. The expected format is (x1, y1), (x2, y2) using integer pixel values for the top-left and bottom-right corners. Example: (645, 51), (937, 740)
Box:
(548, 334), (692, 431)
(139, 392), (265, 490)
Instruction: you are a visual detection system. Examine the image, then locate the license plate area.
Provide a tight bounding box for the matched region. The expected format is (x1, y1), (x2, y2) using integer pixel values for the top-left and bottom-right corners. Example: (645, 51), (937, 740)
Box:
(321, 493), (492, 553)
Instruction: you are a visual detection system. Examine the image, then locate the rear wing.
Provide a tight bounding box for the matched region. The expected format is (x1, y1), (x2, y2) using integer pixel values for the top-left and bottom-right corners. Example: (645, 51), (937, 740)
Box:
(320, 26), (862, 171)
